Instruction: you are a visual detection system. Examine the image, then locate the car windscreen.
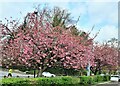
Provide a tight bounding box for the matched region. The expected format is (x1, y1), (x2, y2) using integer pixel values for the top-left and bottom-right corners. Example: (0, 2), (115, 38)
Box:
(111, 76), (119, 77)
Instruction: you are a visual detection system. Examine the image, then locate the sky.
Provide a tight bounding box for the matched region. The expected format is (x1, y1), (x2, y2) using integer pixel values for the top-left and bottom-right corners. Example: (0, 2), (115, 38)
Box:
(0, 0), (118, 43)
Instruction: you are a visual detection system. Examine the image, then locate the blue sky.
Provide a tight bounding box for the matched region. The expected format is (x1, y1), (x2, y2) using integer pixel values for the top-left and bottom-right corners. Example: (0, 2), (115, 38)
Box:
(0, 0), (118, 43)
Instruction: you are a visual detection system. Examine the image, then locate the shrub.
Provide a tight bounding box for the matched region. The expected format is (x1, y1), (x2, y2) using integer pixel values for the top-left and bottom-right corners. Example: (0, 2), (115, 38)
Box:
(93, 75), (103, 82)
(1, 75), (110, 86)
(35, 76), (80, 86)
(103, 75), (110, 81)
(1, 78), (30, 86)
(1, 76), (80, 86)
(79, 75), (110, 85)
(79, 76), (95, 85)
(93, 75), (110, 82)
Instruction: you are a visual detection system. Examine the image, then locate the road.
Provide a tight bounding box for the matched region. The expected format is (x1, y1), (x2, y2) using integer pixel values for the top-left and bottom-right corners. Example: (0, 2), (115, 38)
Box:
(0, 70), (34, 79)
(97, 82), (120, 86)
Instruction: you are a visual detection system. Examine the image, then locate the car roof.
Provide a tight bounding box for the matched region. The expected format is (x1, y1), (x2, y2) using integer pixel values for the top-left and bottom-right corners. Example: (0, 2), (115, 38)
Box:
(111, 75), (119, 77)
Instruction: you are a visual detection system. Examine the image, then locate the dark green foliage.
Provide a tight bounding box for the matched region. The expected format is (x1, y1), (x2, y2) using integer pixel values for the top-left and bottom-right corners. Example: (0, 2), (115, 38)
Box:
(1, 76), (80, 86)
(35, 76), (80, 86)
(46, 67), (79, 76)
(52, 7), (71, 28)
(93, 75), (103, 82)
(25, 67), (80, 76)
(1, 78), (30, 86)
(79, 75), (110, 85)
(1, 75), (110, 86)
(103, 75), (110, 81)
(79, 76), (94, 85)
(70, 26), (80, 36)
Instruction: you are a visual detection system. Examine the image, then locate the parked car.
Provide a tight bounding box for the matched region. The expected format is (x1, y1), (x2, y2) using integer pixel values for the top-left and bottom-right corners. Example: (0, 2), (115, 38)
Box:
(100, 74), (105, 76)
(110, 75), (120, 82)
(42, 72), (56, 77)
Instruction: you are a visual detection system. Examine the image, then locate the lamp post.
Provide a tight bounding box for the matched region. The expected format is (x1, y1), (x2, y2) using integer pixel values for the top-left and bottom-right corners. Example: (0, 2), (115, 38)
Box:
(87, 61), (90, 76)
(33, 67), (36, 78)
(86, 47), (91, 76)
(87, 45), (94, 76)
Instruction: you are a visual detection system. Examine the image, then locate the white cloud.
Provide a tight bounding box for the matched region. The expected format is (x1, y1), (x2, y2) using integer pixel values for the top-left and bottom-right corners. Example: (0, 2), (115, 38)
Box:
(86, 2), (118, 26)
(87, 0), (119, 2)
(0, 0), (118, 43)
(94, 25), (118, 43)
(77, 25), (118, 43)
(46, 2), (70, 9)
(0, 0), (119, 2)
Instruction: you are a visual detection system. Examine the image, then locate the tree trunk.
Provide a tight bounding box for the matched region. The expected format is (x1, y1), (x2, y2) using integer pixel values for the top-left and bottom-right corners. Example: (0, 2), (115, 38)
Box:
(40, 69), (43, 77)
(79, 70), (82, 76)
(37, 69), (40, 77)
(37, 69), (44, 77)
(37, 66), (47, 77)
(37, 69), (43, 77)
(94, 69), (98, 75)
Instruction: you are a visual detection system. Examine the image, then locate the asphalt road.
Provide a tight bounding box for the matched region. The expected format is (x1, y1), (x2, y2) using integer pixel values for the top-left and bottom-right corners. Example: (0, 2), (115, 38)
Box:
(0, 70), (34, 79)
(97, 82), (120, 86)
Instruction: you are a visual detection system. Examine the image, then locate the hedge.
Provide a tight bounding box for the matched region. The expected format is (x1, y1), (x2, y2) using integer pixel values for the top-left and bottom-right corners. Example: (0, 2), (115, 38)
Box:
(1, 78), (30, 86)
(79, 75), (110, 85)
(1, 75), (110, 86)
(1, 76), (80, 86)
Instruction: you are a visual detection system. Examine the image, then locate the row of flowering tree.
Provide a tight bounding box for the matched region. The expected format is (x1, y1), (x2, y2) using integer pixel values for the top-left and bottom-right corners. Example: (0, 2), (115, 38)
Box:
(91, 43), (118, 75)
(0, 6), (118, 77)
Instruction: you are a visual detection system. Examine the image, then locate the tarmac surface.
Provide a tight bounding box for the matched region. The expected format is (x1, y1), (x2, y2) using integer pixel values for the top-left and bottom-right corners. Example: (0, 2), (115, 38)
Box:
(0, 70), (34, 79)
(96, 81), (120, 86)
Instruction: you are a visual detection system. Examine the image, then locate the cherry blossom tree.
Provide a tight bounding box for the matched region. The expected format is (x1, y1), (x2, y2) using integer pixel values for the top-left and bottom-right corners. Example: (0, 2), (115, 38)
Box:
(90, 43), (118, 75)
(1, 10), (95, 77)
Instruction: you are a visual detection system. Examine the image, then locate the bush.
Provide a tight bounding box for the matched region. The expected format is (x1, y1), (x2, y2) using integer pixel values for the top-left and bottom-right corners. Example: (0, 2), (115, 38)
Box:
(1, 76), (80, 86)
(35, 76), (80, 86)
(79, 76), (95, 85)
(93, 75), (103, 82)
(93, 75), (110, 82)
(103, 75), (110, 81)
(1, 78), (30, 86)
(79, 75), (110, 85)
(1, 75), (110, 86)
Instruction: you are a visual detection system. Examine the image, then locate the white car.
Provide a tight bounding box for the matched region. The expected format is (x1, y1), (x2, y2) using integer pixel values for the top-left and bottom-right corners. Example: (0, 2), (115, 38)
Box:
(110, 75), (120, 82)
(42, 72), (56, 77)
(100, 74), (105, 76)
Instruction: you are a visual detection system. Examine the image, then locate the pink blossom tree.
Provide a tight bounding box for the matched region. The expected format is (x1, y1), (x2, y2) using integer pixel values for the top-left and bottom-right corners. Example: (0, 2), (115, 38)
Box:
(1, 9), (95, 77)
(90, 43), (118, 75)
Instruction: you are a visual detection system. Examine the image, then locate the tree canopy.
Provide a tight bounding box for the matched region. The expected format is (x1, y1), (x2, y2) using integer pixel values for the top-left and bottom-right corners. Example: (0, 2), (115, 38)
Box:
(0, 6), (118, 76)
